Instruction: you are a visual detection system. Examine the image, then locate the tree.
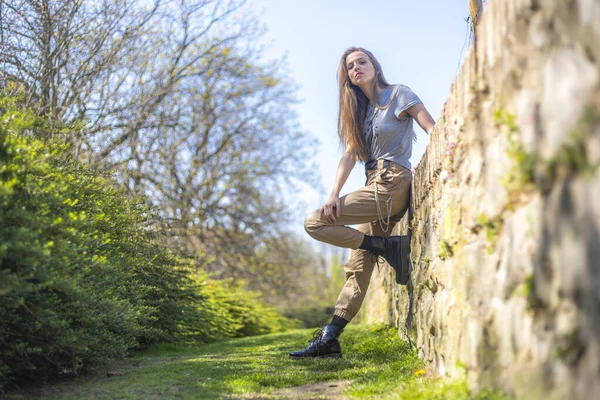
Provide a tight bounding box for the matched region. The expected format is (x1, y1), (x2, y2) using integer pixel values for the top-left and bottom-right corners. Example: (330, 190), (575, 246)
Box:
(1, 0), (322, 307)
(0, 0), (158, 122)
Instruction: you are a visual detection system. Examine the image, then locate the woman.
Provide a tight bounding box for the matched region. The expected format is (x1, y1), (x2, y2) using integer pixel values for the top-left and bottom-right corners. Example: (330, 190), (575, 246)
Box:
(289, 47), (435, 359)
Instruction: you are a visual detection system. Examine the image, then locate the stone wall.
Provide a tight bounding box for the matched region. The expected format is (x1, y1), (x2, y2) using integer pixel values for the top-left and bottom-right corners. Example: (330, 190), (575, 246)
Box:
(360, 0), (600, 398)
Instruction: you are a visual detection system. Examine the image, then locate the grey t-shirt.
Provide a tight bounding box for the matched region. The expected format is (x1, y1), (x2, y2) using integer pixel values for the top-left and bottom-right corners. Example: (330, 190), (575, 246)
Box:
(363, 84), (422, 171)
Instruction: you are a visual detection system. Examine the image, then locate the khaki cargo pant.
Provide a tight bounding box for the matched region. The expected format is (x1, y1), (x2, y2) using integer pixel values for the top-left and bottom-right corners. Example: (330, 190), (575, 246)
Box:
(304, 160), (412, 322)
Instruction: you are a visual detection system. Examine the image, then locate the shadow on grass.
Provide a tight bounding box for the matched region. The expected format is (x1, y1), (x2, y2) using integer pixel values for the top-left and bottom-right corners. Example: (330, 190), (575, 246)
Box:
(13, 325), (421, 400)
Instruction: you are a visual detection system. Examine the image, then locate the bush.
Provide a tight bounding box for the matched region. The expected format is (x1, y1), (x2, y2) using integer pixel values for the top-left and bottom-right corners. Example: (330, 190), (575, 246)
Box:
(0, 102), (295, 390)
(205, 276), (303, 338)
(0, 106), (201, 388)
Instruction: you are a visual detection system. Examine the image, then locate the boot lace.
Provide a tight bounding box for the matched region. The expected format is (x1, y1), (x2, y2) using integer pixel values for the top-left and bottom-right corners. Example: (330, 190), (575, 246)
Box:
(308, 328), (324, 344)
(371, 253), (386, 273)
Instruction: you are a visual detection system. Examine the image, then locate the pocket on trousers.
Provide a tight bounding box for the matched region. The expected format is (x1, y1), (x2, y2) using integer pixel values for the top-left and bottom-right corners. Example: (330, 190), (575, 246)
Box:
(375, 167), (396, 190)
(379, 166), (409, 193)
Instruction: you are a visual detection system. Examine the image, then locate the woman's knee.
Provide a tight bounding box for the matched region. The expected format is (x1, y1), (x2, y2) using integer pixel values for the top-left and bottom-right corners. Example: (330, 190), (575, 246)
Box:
(304, 211), (322, 236)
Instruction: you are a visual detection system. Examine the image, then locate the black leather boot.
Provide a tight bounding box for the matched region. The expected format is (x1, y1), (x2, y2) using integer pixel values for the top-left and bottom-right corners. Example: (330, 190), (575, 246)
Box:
(361, 235), (411, 285)
(289, 324), (343, 359)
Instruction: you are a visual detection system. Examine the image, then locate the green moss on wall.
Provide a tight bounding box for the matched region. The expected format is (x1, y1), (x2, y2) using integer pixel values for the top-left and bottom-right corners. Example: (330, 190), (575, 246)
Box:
(494, 108), (537, 201)
(438, 240), (454, 260)
(477, 213), (504, 253)
(545, 106), (600, 181)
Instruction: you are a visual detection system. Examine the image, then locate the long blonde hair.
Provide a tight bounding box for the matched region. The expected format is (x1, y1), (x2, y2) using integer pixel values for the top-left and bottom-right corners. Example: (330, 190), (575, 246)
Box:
(337, 47), (390, 162)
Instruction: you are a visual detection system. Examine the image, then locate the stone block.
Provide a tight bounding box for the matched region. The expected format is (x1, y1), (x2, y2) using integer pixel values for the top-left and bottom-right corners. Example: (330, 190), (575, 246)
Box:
(540, 48), (598, 160)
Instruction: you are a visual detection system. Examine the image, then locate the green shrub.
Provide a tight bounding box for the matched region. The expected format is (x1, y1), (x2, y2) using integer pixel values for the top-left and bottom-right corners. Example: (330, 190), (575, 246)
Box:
(0, 106), (203, 388)
(0, 103), (292, 391)
(188, 275), (303, 340)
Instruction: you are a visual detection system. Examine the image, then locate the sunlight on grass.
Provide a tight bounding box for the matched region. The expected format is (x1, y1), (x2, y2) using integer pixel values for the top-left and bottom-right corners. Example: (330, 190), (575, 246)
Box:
(15, 324), (509, 399)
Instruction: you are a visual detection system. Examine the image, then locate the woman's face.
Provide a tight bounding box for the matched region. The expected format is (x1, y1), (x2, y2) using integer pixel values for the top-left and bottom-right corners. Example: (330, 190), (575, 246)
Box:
(346, 51), (376, 87)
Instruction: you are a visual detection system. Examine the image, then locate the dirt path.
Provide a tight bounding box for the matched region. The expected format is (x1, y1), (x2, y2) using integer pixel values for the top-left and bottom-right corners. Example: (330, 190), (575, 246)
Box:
(236, 380), (352, 400)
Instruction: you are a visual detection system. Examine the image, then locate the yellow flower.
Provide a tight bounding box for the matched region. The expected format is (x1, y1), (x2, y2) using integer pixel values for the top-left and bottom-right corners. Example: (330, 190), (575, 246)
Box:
(414, 369), (425, 376)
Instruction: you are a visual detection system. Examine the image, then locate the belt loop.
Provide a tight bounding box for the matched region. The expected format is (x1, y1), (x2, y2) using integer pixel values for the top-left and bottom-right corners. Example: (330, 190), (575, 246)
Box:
(377, 159), (383, 169)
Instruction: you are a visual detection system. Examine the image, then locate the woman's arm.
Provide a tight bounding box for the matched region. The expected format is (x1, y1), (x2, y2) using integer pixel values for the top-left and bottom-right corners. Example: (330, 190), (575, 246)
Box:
(407, 103), (436, 134)
(320, 149), (356, 220)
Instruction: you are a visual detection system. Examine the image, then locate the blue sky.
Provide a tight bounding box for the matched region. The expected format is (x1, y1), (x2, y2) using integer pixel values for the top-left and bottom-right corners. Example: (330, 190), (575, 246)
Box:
(249, 0), (473, 234)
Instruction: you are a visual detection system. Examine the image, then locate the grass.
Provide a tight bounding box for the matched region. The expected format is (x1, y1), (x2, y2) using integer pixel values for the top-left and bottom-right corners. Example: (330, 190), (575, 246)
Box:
(7, 324), (509, 399)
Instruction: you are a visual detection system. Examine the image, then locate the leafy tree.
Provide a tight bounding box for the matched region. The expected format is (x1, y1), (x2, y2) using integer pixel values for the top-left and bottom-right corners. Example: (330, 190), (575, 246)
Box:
(0, 0), (322, 305)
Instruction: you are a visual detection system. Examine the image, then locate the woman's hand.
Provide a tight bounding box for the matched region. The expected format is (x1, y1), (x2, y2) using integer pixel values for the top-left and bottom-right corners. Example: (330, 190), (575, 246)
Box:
(319, 195), (340, 221)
